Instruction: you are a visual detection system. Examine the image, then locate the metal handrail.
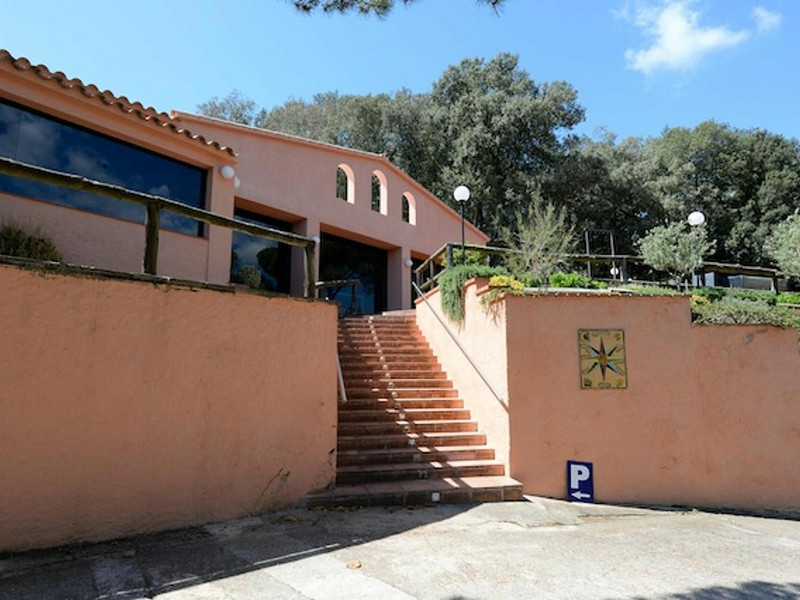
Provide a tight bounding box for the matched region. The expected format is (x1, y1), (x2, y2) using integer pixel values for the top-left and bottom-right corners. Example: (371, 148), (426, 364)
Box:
(335, 351), (348, 405)
(412, 281), (505, 406)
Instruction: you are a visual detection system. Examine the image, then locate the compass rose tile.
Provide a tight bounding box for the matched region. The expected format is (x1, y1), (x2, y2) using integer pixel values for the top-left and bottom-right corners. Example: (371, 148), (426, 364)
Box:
(579, 329), (627, 390)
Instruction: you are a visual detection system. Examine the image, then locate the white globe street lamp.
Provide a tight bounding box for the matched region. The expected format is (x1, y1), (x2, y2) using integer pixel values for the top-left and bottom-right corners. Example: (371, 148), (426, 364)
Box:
(453, 186), (470, 263)
(687, 210), (706, 287)
(687, 211), (706, 227)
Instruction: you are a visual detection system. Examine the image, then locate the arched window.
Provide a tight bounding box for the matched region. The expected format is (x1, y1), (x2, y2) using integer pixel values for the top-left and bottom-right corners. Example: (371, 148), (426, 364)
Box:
(336, 164), (355, 204)
(402, 192), (417, 225)
(371, 170), (388, 215)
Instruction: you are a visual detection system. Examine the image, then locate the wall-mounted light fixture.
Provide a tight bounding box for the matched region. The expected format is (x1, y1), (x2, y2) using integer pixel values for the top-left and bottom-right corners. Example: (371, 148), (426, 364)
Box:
(404, 259), (414, 268)
(233, 177), (241, 189)
(220, 165), (236, 180)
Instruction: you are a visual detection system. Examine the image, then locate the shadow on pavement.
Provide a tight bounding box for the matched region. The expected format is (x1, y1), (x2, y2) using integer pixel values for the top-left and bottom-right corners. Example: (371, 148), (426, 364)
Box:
(624, 581), (800, 600)
(0, 503), (476, 599)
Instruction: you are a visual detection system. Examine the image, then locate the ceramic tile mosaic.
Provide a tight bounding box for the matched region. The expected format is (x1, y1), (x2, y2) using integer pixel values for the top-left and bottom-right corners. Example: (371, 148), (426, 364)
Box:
(579, 329), (627, 389)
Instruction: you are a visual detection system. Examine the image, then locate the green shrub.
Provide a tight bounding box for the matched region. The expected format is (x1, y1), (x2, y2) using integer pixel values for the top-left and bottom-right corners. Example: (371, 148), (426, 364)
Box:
(439, 264), (507, 322)
(0, 223), (61, 261)
(693, 287), (727, 302)
(451, 248), (490, 267)
(723, 288), (776, 305)
(549, 272), (590, 288)
(548, 272), (607, 289)
(777, 292), (800, 305)
(518, 273), (543, 287)
(488, 274), (525, 293)
(692, 300), (800, 328)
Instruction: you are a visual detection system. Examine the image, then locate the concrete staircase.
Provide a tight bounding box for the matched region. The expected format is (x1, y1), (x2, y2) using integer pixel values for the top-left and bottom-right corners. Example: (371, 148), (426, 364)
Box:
(307, 312), (523, 508)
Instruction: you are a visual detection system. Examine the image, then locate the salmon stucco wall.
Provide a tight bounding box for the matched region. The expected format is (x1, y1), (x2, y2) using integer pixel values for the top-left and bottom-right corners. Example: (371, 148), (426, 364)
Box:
(415, 280), (511, 468)
(417, 280), (800, 513)
(506, 292), (800, 513)
(0, 263), (338, 553)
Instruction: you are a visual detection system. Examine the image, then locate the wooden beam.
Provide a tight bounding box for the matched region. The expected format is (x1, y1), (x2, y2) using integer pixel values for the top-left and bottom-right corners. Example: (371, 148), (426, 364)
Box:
(0, 156), (313, 249)
(144, 202), (160, 275)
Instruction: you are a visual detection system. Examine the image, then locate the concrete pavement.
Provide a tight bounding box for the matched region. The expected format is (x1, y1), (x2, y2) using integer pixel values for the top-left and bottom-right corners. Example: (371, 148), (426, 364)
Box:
(1, 497), (799, 599)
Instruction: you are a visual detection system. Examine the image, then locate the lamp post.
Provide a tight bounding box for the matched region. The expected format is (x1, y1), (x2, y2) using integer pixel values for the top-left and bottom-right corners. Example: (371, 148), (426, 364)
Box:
(687, 210), (706, 288)
(453, 185), (470, 264)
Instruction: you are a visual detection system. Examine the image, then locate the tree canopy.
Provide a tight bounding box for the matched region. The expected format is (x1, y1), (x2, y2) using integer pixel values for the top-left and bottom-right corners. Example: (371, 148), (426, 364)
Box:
(292, 0), (504, 18)
(198, 56), (800, 271)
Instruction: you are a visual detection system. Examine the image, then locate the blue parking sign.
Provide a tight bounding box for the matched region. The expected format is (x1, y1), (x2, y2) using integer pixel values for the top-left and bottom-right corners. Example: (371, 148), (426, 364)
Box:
(567, 460), (594, 503)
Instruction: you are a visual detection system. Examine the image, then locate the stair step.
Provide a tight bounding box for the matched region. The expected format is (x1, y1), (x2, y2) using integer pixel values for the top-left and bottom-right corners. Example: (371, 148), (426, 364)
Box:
(339, 408), (472, 423)
(336, 459), (506, 484)
(341, 398), (464, 410)
(337, 431), (488, 450)
(338, 419), (479, 436)
(340, 362), (441, 373)
(339, 336), (426, 343)
(343, 378), (452, 388)
(337, 445), (496, 466)
(345, 388), (459, 400)
(344, 371), (448, 382)
(307, 476), (524, 508)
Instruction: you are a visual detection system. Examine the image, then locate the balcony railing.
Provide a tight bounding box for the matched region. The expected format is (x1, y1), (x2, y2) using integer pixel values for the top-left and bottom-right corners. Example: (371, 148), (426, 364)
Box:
(0, 156), (317, 296)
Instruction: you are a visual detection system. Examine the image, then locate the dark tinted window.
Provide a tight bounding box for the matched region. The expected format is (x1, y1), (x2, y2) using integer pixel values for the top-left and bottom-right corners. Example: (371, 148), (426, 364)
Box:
(230, 209), (292, 294)
(0, 97), (206, 235)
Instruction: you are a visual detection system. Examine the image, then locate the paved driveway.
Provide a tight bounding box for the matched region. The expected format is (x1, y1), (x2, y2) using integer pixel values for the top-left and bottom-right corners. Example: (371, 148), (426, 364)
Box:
(1, 497), (798, 599)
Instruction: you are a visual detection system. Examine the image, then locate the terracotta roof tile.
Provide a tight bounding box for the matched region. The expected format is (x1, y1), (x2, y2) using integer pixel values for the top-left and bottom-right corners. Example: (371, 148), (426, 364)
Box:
(0, 50), (236, 157)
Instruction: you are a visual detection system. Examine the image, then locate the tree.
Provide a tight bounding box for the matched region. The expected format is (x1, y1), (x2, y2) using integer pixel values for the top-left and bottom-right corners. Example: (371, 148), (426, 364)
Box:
(425, 54), (584, 237)
(545, 132), (663, 256)
(196, 90), (257, 126)
(499, 197), (575, 284)
(764, 214), (800, 278)
(643, 122), (800, 265)
(637, 222), (715, 289)
(292, 0), (504, 18)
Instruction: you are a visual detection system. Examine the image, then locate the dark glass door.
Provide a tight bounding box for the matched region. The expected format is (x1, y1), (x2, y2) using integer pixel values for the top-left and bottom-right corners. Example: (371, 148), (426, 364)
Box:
(320, 233), (387, 316)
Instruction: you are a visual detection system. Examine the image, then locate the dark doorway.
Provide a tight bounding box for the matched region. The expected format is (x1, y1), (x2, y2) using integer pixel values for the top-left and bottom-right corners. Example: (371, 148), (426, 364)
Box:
(320, 233), (387, 316)
(230, 208), (292, 294)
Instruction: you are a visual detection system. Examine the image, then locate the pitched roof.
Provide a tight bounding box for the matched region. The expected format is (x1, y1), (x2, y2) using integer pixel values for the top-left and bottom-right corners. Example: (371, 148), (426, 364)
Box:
(0, 50), (236, 157)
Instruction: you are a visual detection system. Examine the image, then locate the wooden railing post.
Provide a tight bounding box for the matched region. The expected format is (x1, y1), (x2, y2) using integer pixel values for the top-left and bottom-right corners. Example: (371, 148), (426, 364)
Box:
(144, 201), (160, 275)
(304, 242), (316, 298)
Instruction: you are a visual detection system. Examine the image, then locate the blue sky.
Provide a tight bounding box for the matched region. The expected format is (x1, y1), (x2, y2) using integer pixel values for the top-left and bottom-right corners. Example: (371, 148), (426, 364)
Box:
(2, 0), (797, 142)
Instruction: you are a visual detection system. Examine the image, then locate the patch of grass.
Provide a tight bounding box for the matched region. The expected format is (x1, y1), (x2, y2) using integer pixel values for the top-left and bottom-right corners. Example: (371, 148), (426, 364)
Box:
(0, 223), (61, 261)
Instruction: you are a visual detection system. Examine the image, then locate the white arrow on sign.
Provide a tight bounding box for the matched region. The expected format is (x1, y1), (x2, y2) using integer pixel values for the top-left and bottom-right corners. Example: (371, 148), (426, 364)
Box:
(571, 491), (591, 500)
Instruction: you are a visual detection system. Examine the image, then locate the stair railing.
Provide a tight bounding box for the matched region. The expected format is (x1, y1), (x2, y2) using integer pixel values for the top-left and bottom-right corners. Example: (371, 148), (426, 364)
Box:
(336, 350), (348, 405)
(412, 281), (505, 405)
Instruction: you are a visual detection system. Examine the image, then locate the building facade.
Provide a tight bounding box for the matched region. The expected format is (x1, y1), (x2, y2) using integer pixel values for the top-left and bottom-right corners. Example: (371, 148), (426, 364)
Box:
(0, 50), (487, 312)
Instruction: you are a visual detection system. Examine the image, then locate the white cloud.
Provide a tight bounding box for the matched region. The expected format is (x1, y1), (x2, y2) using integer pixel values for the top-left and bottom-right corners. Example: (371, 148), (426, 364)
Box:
(752, 6), (781, 33)
(623, 1), (750, 75)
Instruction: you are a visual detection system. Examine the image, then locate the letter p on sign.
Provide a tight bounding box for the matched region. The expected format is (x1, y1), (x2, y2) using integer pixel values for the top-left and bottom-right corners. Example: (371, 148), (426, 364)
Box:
(567, 460), (594, 503)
